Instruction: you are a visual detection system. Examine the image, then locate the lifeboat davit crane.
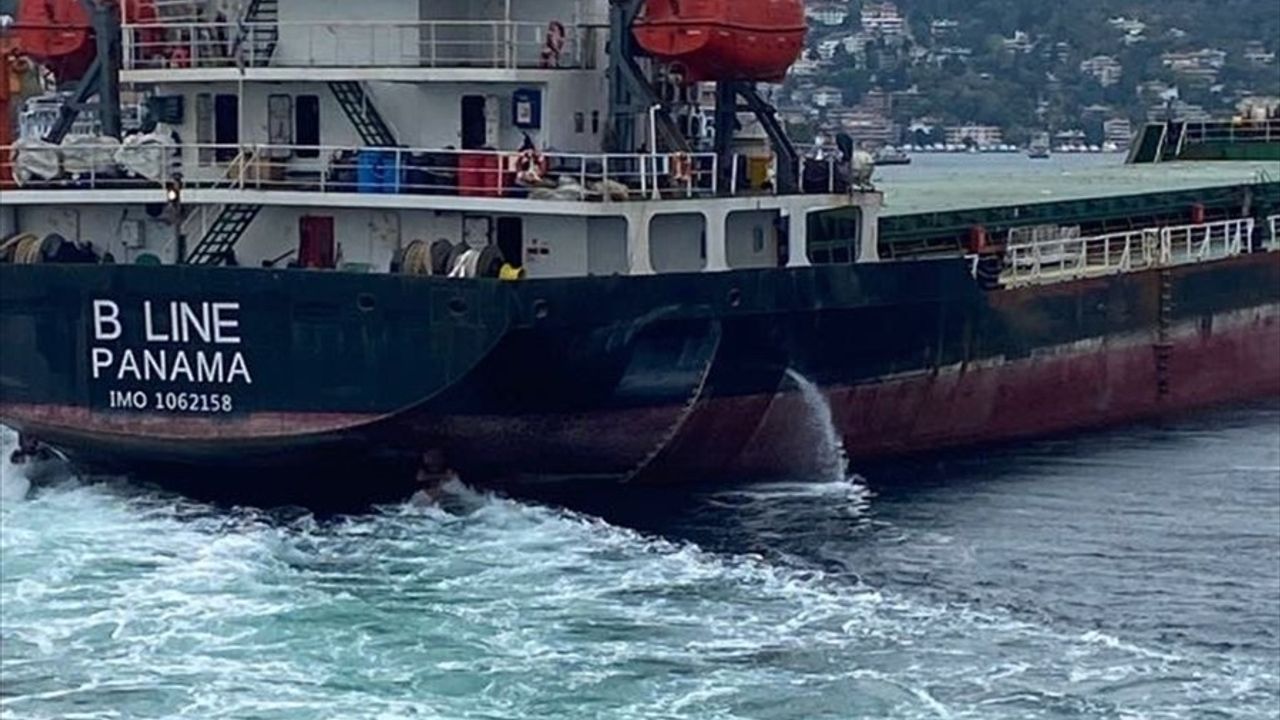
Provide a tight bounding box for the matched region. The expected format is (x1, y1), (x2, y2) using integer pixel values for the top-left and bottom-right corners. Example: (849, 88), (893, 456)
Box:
(2, 0), (156, 157)
(608, 0), (805, 192)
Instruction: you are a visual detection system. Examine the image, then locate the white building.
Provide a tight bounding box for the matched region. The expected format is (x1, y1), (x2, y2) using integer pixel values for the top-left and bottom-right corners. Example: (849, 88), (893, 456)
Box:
(806, 3), (850, 27)
(945, 124), (1004, 148)
(1080, 55), (1123, 88)
(812, 86), (845, 108)
(860, 2), (905, 38)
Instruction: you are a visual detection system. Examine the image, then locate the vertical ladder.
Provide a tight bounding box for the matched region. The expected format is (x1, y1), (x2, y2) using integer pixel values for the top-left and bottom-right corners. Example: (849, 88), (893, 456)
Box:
(1154, 267), (1174, 398)
(1158, 121), (1185, 162)
(186, 204), (263, 265)
(328, 82), (399, 147)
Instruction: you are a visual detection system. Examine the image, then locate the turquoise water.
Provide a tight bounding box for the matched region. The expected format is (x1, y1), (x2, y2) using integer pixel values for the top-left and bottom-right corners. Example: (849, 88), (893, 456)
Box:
(2, 403), (1279, 719)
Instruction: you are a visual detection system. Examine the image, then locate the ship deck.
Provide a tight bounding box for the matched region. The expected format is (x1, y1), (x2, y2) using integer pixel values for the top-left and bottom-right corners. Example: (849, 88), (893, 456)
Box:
(876, 156), (1277, 217)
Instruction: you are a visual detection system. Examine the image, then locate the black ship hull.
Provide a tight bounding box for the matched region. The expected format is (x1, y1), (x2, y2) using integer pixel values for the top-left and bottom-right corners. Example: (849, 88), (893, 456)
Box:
(3, 248), (1278, 499)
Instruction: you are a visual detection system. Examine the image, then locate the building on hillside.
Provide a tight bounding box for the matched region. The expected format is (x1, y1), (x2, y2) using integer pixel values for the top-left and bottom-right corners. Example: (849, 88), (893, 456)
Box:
(1079, 55), (1123, 87)
(812, 86), (845, 108)
(841, 33), (873, 57)
(928, 46), (972, 66)
(1162, 49), (1227, 72)
(946, 124), (1004, 148)
(791, 55), (823, 77)
(1108, 16), (1146, 45)
(860, 2), (905, 38)
(1103, 118), (1133, 148)
(806, 3), (850, 27)
(1243, 42), (1277, 68)
(930, 19), (959, 40)
(817, 39), (843, 60)
(1003, 31), (1034, 54)
(833, 110), (896, 146)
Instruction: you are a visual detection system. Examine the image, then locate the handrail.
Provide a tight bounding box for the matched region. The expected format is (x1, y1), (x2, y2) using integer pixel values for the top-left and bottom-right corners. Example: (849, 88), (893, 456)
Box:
(1001, 218), (1258, 287)
(122, 19), (592, 70)
(0, 141), (865, 202)
(1181, 119), (1280, 146)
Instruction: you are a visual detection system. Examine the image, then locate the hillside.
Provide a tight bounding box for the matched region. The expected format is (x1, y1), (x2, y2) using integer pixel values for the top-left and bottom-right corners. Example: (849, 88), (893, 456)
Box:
(794, 0), (1280, 146)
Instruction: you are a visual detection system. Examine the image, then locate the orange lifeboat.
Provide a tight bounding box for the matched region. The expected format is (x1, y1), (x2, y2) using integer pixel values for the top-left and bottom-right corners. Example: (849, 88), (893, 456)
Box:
(14, 0), (95, 82)
(632, 0), (807, 83)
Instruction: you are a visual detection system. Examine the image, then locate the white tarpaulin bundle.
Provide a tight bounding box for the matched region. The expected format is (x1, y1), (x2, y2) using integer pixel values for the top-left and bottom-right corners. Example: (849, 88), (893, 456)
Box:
(13, 138), (61, 185)
(62, 136), (122, 179)
(115, 131), (174, 182)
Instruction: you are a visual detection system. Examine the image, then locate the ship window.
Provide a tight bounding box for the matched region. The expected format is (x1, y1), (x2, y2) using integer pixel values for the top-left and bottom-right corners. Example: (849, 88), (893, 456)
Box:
(574, 112), (585, 134)
(806, 208), (861, 265)
(295, 95), (321, 158)
(268, 94), (293, 146)
(591, 111), (600, 134)
(196, 93), (213, 165)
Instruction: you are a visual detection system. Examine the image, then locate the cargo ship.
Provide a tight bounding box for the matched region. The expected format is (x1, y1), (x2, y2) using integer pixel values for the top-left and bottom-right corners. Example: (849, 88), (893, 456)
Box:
(2, 0), (1278, 501)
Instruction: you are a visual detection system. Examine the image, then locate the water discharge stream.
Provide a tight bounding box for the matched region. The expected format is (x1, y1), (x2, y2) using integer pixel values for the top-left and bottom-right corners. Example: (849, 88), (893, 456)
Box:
(785, 368), (851, 482)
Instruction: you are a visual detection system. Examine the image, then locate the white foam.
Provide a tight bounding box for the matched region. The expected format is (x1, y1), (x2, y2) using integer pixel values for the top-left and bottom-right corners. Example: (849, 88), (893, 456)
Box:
(0, 425), (32, 504)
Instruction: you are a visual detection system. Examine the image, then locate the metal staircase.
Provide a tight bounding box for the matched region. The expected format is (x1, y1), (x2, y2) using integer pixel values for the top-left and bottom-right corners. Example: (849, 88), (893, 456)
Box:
(328, 82), (399, 147)
(186, 204), (263, 266)
(182, 152), (262, 266)
(237, 0), (280, 67)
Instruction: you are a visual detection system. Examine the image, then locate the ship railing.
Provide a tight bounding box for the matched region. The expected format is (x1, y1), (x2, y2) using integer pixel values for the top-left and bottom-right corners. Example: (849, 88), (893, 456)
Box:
(1269, 215), (1280, 251)
(1002, 218), (1256, 287)
(1182, 119), (1280, 146)
(1004, 228), (1157, 285)
(1, 143), (741, 202)
(122, 20), (593, 70)
(1160, 218), (1252, 264)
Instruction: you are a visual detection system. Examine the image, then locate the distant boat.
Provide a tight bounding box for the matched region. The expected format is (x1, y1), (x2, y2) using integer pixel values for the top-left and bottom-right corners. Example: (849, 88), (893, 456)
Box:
(1028, 133), (1051, 159)
(874, 146), (912, 165)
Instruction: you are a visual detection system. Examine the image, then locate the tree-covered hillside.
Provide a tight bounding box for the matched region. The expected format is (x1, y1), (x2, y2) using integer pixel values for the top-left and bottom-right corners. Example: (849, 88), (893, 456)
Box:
(798, 0), (1280, 144)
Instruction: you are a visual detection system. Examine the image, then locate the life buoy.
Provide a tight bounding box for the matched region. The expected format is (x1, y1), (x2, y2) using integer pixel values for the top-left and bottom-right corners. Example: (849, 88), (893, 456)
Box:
(541, 21), (566, 68)
(670, 152), (694, 184)
(515, 148), (550, 186)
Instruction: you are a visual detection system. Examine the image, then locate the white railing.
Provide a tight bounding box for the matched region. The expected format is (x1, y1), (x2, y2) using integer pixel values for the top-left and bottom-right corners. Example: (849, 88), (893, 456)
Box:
(1005, 227), (1159, 285)
(1002, 218), (1260, 286)
(122, 20), (593, 70)
(3, 143), (747, 202)
(1269, 214), (1280, 251)
(1160, 218), (1251, 264)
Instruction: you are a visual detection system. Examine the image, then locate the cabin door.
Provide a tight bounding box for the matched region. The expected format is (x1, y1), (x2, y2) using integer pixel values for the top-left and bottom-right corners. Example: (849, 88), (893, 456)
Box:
(461, 95), (487, 149)
(299, 216), (336, 269)
(213, 94), (239, 162)
(496, 217), (523, 269)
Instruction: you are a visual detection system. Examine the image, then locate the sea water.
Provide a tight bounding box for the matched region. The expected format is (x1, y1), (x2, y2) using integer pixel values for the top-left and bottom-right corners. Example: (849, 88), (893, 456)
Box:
(2, 399), (1278, 719)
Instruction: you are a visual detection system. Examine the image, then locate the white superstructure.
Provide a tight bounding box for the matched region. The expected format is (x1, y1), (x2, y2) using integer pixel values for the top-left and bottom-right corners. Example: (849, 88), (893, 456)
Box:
(1, 0), (880, 277)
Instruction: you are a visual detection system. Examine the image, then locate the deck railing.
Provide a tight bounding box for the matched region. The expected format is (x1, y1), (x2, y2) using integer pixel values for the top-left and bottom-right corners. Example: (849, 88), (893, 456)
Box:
(1001, 218), (1259, 286)
(1182, 119), (1280, 146)
(122, 20), (593, 70)
(1269, 214), (1280, 250)
(1, 142), (854, 202)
